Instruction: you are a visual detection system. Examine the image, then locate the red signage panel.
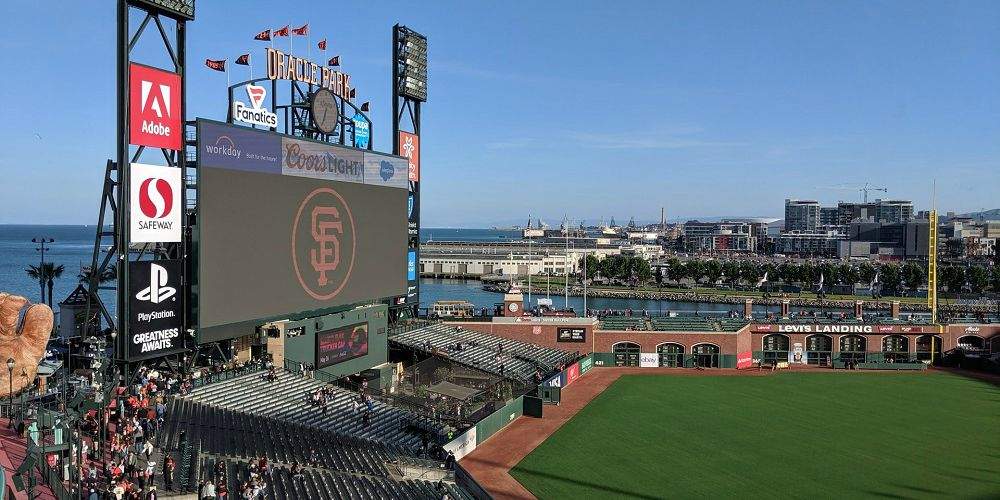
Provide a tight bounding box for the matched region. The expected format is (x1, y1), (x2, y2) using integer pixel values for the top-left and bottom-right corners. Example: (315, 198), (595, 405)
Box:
(129, 63), (182, 150)
(399, 131), (420, 182)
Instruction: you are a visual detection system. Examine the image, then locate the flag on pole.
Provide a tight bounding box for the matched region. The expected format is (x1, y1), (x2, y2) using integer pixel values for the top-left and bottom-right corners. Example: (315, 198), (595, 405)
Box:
(327, 56), (340, 66)
(756, 272), (768, 289)
(205, 59), (226, 71)
(291, 24), (309, 35)
(254, 29), (271, 41)
(273, 25), (290, 37)
(816, 273), (825, 292)
(235, 54), (250, 65)
(317, 39), (327, 50)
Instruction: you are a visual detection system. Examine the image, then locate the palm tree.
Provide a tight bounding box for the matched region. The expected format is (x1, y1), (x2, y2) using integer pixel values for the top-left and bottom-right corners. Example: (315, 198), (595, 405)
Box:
(25, 265), (45, 303)
(26, 262), (64, 306)
(78, 265), (117, 286)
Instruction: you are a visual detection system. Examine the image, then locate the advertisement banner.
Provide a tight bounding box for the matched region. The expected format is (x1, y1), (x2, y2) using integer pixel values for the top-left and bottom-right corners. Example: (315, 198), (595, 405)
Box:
(399, 131), (420, 182)
(362, 152), (408, 190)
(130, 163), (182, 243)
(282, 137), (364, 183)
(579, 356), (594, 374)
(545, 371), (566, 388)
(444, 427), (477, 461)
(316, 323), (369, 368)
(639, 352), (659, 368)
(232, 83), (278, 128)
(198, 120), (281, 174)
(791, 343), (805, 364)
(352, 113), (370, 149)
(128, 260), (184, 360)
(736, 351), (753, 369)
(565, 362), (580, 386)
(557, 327), (586, 342)
(129, 63), (182, 150)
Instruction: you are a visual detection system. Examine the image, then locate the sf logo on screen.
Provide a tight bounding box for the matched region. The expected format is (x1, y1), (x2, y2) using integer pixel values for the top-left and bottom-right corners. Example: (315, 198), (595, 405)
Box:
(292, 187), (356, 300)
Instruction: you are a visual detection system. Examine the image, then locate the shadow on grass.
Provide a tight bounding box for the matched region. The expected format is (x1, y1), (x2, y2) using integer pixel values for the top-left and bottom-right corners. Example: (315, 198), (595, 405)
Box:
(933, 367), (1000, 387)
(511, 466), (663, 500)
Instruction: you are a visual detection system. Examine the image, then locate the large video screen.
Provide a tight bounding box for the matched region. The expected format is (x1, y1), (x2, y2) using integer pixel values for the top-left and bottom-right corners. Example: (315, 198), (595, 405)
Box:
(196, 120), (408, 342)
(316, 323), (369, 368)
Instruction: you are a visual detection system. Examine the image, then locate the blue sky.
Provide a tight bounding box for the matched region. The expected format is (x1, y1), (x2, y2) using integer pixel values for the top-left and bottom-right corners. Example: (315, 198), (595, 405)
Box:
(0, 0), (997, 227)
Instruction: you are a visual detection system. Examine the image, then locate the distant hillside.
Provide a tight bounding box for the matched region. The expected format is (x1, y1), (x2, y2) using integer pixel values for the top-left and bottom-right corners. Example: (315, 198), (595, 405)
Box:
(951, 208), (1000, 221)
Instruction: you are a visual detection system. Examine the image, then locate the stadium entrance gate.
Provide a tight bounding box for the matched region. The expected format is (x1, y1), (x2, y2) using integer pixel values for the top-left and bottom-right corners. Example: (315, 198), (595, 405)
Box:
(657, 343), (684, 367)
(613, 342), (640, 366)
(691, 344), (720, 368)
(806, 334), (833, 365)
(839, 335), (866, 364)
(762, 334), (790, 365)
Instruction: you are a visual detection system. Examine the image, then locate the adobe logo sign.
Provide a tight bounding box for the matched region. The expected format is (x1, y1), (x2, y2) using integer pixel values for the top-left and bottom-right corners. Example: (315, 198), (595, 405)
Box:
(130, 163), (182, 243)
(129, 63), (182, 150)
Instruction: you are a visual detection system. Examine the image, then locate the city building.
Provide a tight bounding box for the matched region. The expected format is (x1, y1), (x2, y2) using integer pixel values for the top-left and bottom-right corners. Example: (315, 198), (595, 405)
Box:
(775, 230), (844, 256)
(837, 199), (914, 225)
(682, 220), (759, 253)
(784, 199), (821, 231)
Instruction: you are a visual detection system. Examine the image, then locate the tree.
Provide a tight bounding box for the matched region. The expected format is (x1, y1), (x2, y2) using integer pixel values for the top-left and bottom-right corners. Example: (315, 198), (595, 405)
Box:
(739, 260), (762, 287)
(816, 262), (838, 289)
(880, 264), (902, 295)
(966, 265), (988, 294)
(838, 263), (859, 288)
(901, 262), (925, 292)
(990, 265), (1000, 293)
(579, 255), (600, 279)
(858, 262), (877, 285)
(721, 260), (741, 286)
(704, 260), (724, 285)
(777, 261), (798, 285)
(26, 262), (65, 306)
(666, 258), (685, 285)
(685, 260), (705, 284)
(941, 266), (966, 293)
(634, 258), (652, 284)
(78, 265), (116, 285)
(25, 265), (45, 303)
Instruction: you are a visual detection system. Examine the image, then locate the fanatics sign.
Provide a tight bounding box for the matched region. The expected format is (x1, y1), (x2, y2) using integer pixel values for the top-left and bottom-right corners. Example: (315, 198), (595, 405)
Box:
(130, 163), (182, 243)
(129, 63), (182, 150)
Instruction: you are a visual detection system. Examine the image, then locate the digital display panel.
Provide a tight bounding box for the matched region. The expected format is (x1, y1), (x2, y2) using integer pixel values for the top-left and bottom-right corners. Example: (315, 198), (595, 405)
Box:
(316, 323), (369, 368)
(196, 120), (407, 343)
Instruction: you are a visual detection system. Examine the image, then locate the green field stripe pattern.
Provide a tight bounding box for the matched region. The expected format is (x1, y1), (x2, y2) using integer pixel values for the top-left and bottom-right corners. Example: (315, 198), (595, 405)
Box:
(510, 373), (1000, 499)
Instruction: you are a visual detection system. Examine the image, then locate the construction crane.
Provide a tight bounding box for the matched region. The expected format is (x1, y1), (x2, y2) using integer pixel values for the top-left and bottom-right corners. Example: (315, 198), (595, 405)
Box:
(860, 183), (887, 203)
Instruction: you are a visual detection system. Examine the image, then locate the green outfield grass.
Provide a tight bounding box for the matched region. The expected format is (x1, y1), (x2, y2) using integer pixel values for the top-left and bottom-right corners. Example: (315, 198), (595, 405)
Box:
(510, 372), (1000, 499)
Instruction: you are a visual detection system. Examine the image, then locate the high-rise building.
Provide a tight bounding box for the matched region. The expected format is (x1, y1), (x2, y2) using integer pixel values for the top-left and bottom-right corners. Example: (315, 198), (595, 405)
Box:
(784, 199), (821, 232)
(837, 199), (913, 224)
(820, 206), (839, 226)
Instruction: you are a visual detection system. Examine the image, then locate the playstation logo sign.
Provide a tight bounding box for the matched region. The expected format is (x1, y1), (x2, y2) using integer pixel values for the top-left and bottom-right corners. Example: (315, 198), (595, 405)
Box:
(135, 263), (176, 304)
(128, 259), (183, 361)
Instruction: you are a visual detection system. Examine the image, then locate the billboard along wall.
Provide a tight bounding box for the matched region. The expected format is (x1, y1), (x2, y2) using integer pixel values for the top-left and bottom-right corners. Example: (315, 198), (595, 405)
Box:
(196, 120), (408, 342)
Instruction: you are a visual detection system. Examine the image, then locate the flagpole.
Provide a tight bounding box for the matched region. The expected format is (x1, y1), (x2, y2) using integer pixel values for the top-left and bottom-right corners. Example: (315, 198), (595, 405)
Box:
(289, 22), (293, 55)
(226, 60), (230, 88)
(249, 55), (253, 81)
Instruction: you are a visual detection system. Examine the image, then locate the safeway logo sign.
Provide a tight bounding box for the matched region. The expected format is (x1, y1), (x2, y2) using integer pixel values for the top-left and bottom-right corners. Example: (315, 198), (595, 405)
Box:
(129, 63), (182, 150)
(130, 163), (182, 243)
(135, 263), (176, 304)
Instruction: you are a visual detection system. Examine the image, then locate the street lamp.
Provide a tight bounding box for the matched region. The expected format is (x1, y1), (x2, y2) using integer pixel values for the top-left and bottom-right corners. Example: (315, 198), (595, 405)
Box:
(31, 237), (55, 267)
(6, 358), (13, 428)
(19, 368), (27, 422)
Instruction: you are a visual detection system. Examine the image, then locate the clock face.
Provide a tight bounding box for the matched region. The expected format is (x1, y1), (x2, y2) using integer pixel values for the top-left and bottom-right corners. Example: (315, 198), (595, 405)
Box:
(310, 89), (339, 134)
(508, 302), (519, 312)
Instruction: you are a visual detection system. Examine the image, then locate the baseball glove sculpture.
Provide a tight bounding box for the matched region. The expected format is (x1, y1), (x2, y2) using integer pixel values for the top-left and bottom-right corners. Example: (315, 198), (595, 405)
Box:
(0, 293), (53, 397)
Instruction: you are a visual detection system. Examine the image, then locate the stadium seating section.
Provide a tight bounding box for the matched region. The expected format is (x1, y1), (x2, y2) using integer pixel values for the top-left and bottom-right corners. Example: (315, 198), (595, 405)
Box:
(390, 323), (577, 382)
(156, 368), (474, 499)
(599, 315), (751, 332)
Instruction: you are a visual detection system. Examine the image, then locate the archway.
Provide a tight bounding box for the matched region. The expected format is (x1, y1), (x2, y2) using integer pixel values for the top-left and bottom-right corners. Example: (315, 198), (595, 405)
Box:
(691, 343), (720, 368)
(612, 342), (641, 367)
(957, 335), (984, 351)
(839, 335), (867, 365)
(882, 335), (909, 363)
(806, 334), (833, 366)
(656, 343), (685, 368)
(762, 334), (790, 365)
(915, 335), (942, 362)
